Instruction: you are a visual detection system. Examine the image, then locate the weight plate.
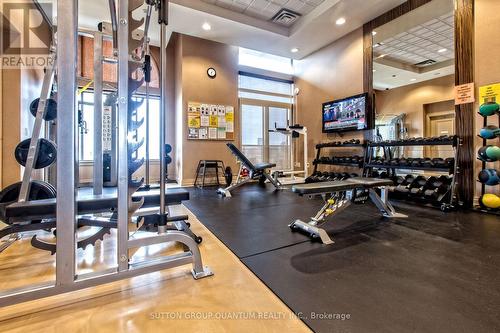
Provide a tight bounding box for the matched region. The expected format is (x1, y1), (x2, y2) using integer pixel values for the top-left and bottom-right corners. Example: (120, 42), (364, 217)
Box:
(0, 181), (56, 224)
(30, 98), (57, 121)
(15, 138), (57, 169)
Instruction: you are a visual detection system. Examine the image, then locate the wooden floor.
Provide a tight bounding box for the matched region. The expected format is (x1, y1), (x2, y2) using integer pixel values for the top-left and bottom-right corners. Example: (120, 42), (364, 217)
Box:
(0, 205), (310, 333)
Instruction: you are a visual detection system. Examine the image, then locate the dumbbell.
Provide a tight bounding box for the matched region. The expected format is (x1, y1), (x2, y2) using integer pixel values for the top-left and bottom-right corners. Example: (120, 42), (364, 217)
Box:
(320, 156), (330, 163)
(409, 176), (427, 196)
(421, 158), (434, 168)
(30, 98), (58, 121)
(478, 169), (499, 186)
(328, 172), (338, 181)
(410, 158), (422, 167)
(445, 158), (455, 168)
(432, 158), (446, 168)
(350, 173), (359, 178)
(372, 157), (384, 165)
(479, 194), (500, 209)
(394, 175), (414, 194)
(478, 145), (500, 162)
(423, 176), (449, 201)
(479, 102), (499, 117)
(340, 173), (351, 180)
(437, 175), (451, 185)
(379, 171), (389, 179)
(389, 158), (400, 166)
(479, 125), (500, 139)
(371, 170), (380, 178)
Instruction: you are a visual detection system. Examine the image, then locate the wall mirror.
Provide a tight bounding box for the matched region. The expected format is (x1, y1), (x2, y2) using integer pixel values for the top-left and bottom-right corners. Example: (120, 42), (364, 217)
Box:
(372, 0), (455, 158)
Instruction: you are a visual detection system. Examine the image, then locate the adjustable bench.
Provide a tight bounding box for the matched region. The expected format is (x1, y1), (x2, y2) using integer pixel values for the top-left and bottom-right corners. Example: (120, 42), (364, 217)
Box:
(217, 143), (282, 197)
(290, 177), (407, 244)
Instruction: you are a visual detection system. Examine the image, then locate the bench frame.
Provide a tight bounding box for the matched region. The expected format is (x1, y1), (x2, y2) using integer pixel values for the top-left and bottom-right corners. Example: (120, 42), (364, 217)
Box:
(290, 183), (406, 244)
(217, 143), (282, 197)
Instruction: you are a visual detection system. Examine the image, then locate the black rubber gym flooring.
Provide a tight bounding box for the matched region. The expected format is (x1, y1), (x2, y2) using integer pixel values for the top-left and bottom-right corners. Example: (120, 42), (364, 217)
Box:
(186, 184), (500, 332)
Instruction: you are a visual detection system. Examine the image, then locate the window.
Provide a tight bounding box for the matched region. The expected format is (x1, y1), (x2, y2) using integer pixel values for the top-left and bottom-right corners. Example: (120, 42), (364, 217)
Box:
(239, 73), (294, 170)
(239, 47), (293, 75)
(78, 91), (160, 162)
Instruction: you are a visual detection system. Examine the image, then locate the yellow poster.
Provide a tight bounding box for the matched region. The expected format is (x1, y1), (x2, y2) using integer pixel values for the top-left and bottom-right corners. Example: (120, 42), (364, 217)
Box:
(188, 114), (201, 128)
(479, 83), (500, 103)
(225, 112), (234, 122)
(209, 116), (218, 127)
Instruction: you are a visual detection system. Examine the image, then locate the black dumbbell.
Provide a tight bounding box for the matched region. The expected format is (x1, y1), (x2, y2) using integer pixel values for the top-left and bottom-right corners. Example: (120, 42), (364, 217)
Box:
(379, 171), (389, 179)
(389, 158), (400, 166)
(445, 158), (455, 168)
(350, 173), (359, 178)
(411, 158), (422, 167)
(432, 158), (445, 168)
(421, 158), (433, 168)
(409, 176), (427, 195)
(371, 170), (380, 178)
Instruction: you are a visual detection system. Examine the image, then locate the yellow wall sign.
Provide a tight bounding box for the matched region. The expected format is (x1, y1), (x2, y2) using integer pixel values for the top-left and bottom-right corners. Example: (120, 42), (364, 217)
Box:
(479, 83), (500, 103)
(209, 116), (218, 127)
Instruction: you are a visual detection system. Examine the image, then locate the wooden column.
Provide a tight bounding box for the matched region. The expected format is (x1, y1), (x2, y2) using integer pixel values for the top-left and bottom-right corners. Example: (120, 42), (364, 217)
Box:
(454, 0), (475, 207)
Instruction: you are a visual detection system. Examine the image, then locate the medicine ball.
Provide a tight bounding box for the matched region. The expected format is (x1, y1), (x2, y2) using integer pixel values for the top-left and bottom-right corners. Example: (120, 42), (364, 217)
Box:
(479, 125), (500, 139)
(478, 145), (500, 162)
(478, 169), (499, 185)
(479, 102), (499, 117)
(479, 194), (500, 209)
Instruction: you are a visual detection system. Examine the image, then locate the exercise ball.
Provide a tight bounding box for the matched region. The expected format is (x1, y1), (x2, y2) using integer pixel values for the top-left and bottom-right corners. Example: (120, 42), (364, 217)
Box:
(478, 169), (500, 185)
(479, 194), (500, 209)
(479, 125), (500, 139)
(478, 145), (500, 161)
(479, 102), (499, 117)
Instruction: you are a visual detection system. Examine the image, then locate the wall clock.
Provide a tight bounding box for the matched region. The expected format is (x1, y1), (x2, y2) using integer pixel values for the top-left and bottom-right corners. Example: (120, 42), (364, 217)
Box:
(207, 67), (216, 79)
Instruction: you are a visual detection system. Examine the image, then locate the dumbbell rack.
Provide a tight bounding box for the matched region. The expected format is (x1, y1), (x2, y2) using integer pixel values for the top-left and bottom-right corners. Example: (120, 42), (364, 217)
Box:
(477, 110), (499, 214)
(311, 142), (367, 175)
(364, 136), (459, 210)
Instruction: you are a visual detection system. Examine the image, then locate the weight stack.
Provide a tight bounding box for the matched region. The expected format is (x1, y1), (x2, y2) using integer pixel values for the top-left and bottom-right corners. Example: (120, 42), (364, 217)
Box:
(126, 0), (147, 219)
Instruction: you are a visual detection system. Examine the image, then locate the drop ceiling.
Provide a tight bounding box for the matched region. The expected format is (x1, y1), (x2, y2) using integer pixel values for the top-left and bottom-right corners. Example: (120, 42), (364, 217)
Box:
(77, 0), (406, 60)
(373, 0), (455, 90)
(201, 0), (326, 25)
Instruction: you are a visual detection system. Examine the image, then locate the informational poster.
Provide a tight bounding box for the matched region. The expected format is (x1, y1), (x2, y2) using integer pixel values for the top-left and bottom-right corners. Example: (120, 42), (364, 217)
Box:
(454, 83), (475, 105)
(479, 82), (500, 103)
(187, 101), (235, 140)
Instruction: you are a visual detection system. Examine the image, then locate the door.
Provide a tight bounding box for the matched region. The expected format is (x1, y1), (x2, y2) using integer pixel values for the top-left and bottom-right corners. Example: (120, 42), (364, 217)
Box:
(240, 99), (291, 170)
(426, 112), (455, 158)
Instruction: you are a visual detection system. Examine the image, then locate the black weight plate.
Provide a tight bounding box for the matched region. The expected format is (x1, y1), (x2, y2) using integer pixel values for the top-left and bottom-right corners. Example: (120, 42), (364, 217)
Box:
(15, 138), (57, 169)
(30, 98), (57, 121)
(0, 181), (56, 224)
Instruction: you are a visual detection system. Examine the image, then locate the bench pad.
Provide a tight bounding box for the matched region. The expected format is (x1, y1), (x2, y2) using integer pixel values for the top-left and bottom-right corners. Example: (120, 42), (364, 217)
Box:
(292, 178), (393, 195)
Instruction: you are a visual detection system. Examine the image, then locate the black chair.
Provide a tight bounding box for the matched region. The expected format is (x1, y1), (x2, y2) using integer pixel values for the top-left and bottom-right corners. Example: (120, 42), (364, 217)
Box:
(217, 143), (282, 197)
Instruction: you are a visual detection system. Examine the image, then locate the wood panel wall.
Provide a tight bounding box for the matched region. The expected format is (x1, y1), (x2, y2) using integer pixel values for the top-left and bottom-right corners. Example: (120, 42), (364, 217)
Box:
(363, 0), (475, 207)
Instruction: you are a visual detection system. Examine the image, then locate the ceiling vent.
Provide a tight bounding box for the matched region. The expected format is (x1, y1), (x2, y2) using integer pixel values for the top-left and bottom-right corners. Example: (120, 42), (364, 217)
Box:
(271, 8), (301, 26)
(414, 59), (437, 67)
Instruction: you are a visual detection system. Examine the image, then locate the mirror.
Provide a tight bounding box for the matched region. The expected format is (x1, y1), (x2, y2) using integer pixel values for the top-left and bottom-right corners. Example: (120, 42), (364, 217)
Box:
(372, 0), (455, 158)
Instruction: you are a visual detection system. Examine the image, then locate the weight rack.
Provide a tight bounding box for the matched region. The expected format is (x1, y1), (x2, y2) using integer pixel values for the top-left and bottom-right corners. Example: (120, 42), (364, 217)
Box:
(311, 141), (367, 175)
(363, 136), (460, 210)
(477, 104), (499, 214)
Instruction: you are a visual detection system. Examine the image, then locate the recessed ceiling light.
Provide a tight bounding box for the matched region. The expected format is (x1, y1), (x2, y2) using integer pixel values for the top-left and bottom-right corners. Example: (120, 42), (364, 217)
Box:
(392, 74), (397, 78)
(410, 78), (417, 81)
(377, 54), (386, 59)
(202, 22), (211, 31)
(373, 69), (376, 72)
(435, 72), (441, 75)
(372, 31), (377, 36)
(291, 48), (299, 53)
(438, 48), (447, 53)
(336, 17), (346, 25)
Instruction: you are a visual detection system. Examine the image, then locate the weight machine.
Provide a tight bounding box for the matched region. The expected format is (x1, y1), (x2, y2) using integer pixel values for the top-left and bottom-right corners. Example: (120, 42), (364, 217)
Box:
(0, 0), (212, 307)
(269, 123), (308, 185)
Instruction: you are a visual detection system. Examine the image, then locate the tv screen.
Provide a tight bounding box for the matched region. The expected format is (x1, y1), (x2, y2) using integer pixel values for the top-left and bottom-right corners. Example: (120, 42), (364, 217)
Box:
(322, 93), (368, 133)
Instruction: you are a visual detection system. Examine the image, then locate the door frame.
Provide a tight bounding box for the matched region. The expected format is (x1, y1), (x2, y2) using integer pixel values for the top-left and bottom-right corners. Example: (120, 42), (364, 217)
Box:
(239, 98), (292, 164)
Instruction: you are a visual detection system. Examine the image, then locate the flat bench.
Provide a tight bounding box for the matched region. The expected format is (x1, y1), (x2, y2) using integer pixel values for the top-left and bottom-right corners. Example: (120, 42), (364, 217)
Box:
(5, 188), (189, 223)
(290, 177), (406, 244)
(217, 143), (281, 197)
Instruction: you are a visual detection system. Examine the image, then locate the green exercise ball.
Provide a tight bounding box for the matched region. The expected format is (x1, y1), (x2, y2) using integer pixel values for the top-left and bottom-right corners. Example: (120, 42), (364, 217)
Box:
(479, 102), (499, 117)
(478, 145), (500, 162)
(479, 194), (500, 209)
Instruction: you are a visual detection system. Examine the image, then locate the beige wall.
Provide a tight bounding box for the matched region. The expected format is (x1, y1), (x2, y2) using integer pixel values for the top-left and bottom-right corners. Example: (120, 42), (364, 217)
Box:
(294, 28), (365, 167)
(474, 0), (500, 197)
(375, 75), (455, 138)
(172, 34), (240, 185)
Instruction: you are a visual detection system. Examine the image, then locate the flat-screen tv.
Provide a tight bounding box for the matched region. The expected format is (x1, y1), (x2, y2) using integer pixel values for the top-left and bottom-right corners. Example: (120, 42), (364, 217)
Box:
(322, 93), (368, 133)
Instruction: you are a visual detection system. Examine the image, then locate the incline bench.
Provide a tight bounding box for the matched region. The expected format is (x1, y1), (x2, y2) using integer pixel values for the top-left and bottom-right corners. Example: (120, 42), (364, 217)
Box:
(290, 177), (407, 244)
(217, 143), (282, 197)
